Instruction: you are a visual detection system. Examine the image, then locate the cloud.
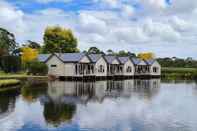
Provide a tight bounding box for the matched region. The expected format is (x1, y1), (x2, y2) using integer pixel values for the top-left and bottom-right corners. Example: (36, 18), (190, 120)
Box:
(143, 18), (181, 42)
(0, 0), (197, 58)
(78, 12), (108, 34)
(0, 0), (26, 39)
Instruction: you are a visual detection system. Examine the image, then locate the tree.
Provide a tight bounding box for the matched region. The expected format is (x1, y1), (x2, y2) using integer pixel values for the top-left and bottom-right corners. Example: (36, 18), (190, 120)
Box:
(138, 52), (155, 60)
(87, 47), (101, 54)
(106, 49), (114, 55)
(0, 28), (18, 56)
(21, 47), (38, 64)
(42, 26), (79, 53)
(117, 50), (129, 57)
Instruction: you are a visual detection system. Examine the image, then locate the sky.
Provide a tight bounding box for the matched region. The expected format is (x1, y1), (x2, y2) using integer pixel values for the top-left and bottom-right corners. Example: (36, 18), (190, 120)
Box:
(0, 0), (197, 58)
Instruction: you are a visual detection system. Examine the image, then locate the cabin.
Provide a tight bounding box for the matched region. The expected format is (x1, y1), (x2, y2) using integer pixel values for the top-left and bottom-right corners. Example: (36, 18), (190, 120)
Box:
(131, 58), (150, 77)
(104, 55), (122, 77)
(118, 56), (135, 77)
(145, 59), (161, 76)
(88, 54), (108, 77)
(43, 53), (94, 78)
(38, 53), (161, 79)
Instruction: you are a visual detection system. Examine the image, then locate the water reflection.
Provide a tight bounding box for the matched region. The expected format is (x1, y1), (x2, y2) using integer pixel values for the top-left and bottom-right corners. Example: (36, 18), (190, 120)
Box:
(37, 79), (160, 126)
(21, 83), (47, 103)
(1, 79), (197, 131)
(47, 79), (160, 105)
(0, 89), (20, 119)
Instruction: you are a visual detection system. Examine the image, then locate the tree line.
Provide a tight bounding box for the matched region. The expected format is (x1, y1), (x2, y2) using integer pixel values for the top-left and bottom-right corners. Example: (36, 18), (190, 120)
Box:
(0, 26), (196, 74)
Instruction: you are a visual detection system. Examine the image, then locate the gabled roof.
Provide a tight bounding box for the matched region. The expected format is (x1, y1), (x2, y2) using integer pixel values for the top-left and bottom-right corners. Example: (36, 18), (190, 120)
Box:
(144, 59), (156, 65)
(131, 58), (141, 65)
(38, 54), (51, 62)
(104, 55), (120, 64)
(55, 53), (89, 63)
(118, 57), (130, 64)
(88, 54), (103, 63)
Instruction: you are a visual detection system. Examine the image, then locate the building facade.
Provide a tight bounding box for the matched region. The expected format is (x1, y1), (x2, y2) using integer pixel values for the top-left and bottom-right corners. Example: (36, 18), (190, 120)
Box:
(38, 53), (161, 79)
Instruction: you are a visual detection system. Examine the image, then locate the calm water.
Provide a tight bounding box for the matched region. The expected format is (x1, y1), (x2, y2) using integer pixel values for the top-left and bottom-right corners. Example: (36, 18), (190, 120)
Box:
(0, 79), (197, 131)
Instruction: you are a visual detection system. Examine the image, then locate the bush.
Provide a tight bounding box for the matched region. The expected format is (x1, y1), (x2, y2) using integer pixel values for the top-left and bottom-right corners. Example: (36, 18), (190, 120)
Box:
(27, 61), (48, 75)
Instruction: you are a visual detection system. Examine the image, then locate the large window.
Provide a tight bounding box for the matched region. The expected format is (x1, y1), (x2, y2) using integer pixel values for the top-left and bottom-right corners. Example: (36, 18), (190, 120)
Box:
(126, 66), (132, 72)
(98, 65), (105, 73)
(153, 67), (158, 73)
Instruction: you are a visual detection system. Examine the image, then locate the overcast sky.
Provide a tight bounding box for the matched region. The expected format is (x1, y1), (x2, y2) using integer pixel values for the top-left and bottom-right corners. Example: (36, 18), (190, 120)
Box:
(0, 0), (197, 58)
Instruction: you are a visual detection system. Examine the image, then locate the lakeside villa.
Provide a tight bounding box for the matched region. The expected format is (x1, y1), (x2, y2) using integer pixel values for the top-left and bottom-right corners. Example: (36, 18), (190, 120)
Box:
(38, 53), (161, 80)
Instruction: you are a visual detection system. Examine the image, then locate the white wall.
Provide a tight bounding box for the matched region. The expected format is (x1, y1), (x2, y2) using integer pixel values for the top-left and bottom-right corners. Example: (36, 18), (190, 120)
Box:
(46, 55), (65, 76)
(95, 57), (108, 76)
(112, 59), (119, 64)
(80, 56), (91, 63)
(123, 60), (135, 76)
(150, 61), (161, 76)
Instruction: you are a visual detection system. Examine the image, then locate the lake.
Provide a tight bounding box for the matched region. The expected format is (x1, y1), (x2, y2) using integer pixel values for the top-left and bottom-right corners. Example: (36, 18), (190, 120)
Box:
(0, 79), (197, 131)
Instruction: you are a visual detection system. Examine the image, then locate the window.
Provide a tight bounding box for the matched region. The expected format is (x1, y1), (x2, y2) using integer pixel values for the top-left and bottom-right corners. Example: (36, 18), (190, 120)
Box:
(127, 66), (132, 72)
(153, 67), (158, 73)
(98, 65), (104, 73)
(51, 65), (57, 67)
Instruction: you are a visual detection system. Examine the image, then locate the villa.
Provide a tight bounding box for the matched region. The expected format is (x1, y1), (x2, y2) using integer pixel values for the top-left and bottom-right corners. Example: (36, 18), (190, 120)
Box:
(38, 53), (161, 80)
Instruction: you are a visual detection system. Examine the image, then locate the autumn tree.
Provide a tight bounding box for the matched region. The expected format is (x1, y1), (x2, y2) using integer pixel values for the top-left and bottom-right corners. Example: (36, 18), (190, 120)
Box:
(138, 52), (155, 60)
(42, 26), (79, 53)
(0, 28), (18, 56)
(21, 47), (38, 64)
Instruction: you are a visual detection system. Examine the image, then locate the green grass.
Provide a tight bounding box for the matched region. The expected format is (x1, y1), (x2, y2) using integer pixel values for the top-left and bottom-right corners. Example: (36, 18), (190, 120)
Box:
(0, 79), (21, 88)
(0, 71), (47, 80)
(162, 67), (197, 73)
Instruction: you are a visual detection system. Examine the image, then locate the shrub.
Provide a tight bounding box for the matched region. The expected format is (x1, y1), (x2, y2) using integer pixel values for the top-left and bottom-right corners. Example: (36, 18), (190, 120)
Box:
(27, 61), (48, 75)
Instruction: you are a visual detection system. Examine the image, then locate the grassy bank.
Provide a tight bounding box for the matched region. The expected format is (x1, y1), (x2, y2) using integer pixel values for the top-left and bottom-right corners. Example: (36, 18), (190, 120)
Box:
(162, 67), (197, 80)
(0, 71), (47, 80)
(0, 79), (21, 88)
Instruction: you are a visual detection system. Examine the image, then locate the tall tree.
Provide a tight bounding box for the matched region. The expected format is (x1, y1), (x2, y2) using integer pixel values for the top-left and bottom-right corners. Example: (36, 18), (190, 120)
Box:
(42, 26), (79, 53)
(0, 28), (18, 56)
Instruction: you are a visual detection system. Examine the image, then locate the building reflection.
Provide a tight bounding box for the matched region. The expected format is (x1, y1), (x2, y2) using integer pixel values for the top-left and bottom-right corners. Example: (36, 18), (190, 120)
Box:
(46, 79), (161, 104)
(41, 79), (160, 126)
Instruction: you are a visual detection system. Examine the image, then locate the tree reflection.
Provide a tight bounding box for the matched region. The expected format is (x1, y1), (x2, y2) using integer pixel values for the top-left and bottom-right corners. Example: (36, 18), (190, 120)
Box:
(43, 98), (76, 127)
(21, 83), (47, 103)
(0, 89), (19, 118)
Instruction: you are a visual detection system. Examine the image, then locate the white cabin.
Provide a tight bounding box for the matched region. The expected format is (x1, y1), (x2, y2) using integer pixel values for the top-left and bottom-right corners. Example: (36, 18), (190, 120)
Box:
(118, 57), (135, 76)
(38, 53), (161, 78)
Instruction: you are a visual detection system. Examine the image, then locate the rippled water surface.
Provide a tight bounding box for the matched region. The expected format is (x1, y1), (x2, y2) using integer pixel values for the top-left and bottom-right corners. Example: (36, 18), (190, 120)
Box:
(0, 79), (197, 131)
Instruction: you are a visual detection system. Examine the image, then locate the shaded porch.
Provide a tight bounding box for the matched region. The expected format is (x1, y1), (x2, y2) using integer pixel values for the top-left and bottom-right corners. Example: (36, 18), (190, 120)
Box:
(75, 63), (95, 76)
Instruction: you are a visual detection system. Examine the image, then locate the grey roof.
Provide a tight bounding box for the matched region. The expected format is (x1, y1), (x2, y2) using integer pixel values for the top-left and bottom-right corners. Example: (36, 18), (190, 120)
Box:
(88, 54), (103, 63)
(38, 54), (51, 62)
(104, 55), (119, 64)
(145, 59), (156, 65)
(131, 58), (141, 65)
(118, 57), (130, 64)
(55, 53), (87, 63)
